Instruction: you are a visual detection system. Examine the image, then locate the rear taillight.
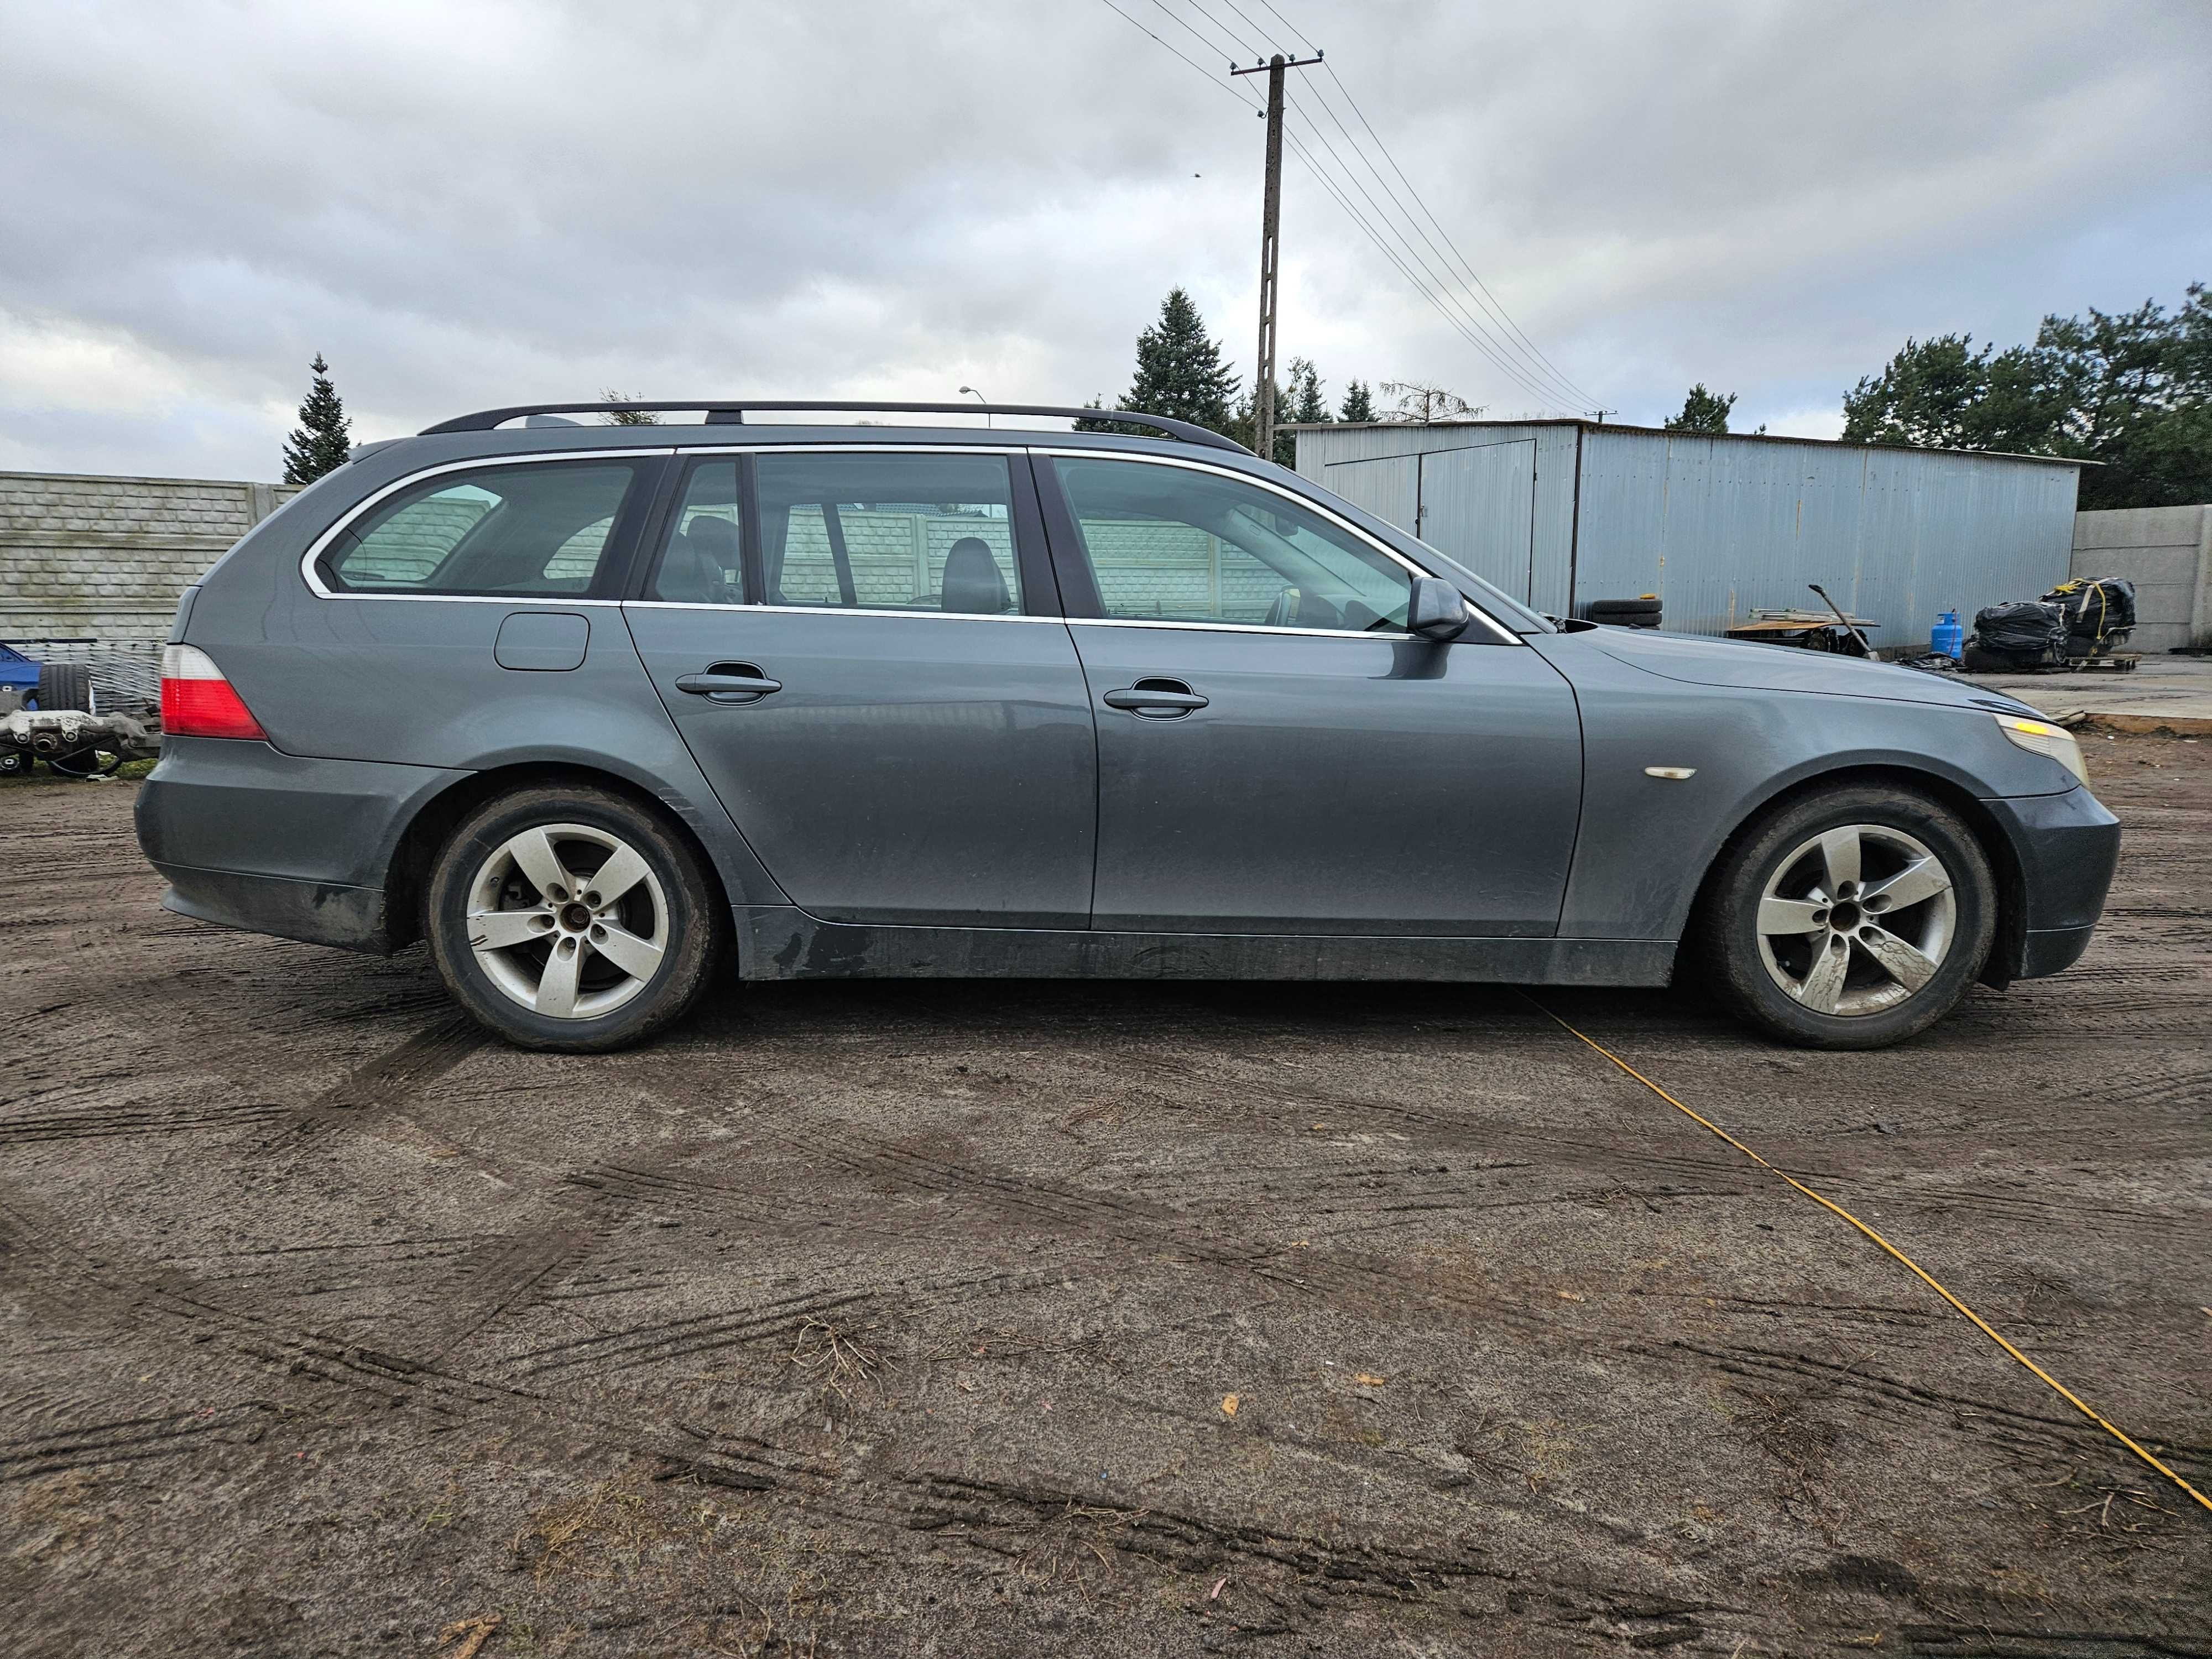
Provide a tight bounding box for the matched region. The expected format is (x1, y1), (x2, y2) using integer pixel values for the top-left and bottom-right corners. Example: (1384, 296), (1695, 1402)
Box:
(160, 644), (268, 740)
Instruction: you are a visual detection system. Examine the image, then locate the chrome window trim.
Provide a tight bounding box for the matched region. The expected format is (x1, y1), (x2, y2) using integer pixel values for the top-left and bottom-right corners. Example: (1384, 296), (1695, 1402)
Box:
(1068, 617), (1433, 642)
(1031, 446), (1522, 645)
(298, 448), (677, 601)
(661, 442), (1034, 459)
(624, 600), (1057, 624)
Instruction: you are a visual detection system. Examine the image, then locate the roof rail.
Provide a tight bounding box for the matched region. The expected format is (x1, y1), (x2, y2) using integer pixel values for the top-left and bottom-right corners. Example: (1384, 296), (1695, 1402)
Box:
(419, 400), (1251, 454)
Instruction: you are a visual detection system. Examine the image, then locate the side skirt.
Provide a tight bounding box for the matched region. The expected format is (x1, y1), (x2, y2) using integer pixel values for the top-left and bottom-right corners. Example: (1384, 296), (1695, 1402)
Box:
(735, 906), (1675, 987)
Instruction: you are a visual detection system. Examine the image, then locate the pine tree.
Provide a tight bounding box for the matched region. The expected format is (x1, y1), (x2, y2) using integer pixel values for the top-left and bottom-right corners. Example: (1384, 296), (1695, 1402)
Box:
(1287, 358), (1331, 426)
(281, 354), (353, 484)
(1118, 288), (1240, 435)
(1339, 379), (1376, 422)
(1071, 394), (1117, 434)
(1664, 383), (1736, 434)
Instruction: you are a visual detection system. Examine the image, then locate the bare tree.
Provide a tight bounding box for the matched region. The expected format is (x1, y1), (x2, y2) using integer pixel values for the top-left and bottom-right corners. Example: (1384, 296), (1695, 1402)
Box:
(1379, 381), (1484, 425)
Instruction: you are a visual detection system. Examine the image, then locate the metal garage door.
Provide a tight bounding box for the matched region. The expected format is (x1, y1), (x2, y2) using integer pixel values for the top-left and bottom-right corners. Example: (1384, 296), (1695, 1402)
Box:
(1418, 440), (1536, 602)
(1323, 441), (1536, 603)
(1320, 452), (1418, 535)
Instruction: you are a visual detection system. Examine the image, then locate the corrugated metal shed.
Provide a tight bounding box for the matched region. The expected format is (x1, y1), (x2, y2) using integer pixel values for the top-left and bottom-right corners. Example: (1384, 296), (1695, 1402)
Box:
(1291, 420), (2083, 646)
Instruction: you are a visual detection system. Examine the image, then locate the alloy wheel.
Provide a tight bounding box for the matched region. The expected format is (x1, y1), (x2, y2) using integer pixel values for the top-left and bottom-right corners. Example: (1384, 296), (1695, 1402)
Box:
(1755, 823), (1957, 1017)
(465, 823), (669, 1020)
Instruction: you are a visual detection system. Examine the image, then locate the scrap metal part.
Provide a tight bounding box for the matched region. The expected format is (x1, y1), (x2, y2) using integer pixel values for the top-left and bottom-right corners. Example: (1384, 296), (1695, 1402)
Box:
(0, 706), (158, 760)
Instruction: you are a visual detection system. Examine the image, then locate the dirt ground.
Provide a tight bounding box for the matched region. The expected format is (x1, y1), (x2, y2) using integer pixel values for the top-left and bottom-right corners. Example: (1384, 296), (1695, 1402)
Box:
(2, 735), (2207, 1657)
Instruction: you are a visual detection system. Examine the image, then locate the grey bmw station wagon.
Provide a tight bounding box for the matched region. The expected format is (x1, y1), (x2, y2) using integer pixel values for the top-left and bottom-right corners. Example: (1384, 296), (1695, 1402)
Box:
(137, 399), (2120, 1052)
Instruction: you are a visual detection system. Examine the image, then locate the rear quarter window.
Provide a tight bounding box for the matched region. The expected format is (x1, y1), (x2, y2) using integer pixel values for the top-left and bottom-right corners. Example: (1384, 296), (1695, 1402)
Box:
(317, 461), (644, 597)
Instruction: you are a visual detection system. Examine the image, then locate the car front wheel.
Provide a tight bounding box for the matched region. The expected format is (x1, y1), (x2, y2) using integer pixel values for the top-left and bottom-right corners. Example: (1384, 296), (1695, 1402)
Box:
(1700, 784), (1997, 1050)
(426, 784), (724, 1051)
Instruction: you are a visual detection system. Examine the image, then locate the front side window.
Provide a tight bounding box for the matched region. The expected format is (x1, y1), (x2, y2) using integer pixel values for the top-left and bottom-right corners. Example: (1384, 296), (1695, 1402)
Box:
(1051, 457), (1414, 633)
(755, 452), (1022, 615)
(648, 460), (745, 603)
(320, 462), (643, 596)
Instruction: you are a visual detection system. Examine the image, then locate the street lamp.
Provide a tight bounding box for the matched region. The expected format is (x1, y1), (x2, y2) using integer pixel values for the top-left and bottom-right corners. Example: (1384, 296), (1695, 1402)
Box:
(959, 385), (989, 430)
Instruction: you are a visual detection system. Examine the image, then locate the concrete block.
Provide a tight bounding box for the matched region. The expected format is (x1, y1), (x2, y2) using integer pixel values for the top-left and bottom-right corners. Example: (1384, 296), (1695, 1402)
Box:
(2073, 504), (2208, 551)
(2072, 547), (2199, 586)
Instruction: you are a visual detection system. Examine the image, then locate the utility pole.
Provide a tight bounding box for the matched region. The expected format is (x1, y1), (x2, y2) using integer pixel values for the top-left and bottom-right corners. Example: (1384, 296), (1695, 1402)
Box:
(1232, 50), (1321, 464)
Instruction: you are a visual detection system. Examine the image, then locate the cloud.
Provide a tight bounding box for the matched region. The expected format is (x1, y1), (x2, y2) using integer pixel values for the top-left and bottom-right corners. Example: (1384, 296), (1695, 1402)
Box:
(1, 0), (2206, 476)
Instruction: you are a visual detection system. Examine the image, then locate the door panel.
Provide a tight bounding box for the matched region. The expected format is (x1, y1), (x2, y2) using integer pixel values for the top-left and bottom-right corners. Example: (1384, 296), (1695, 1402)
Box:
(626, 608), (1096, 927)
(1420, 441), (1536, 601)
(1070, 623), (1583, 935)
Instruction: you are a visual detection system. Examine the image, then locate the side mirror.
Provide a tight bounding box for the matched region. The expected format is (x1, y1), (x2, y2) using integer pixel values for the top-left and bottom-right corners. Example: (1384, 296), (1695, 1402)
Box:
(1406, 576), (1471, 641)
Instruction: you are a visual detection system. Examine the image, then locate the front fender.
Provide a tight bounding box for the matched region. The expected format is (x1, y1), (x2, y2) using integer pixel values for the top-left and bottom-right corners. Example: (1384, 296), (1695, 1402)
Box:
(1533, 632), (2083, 942)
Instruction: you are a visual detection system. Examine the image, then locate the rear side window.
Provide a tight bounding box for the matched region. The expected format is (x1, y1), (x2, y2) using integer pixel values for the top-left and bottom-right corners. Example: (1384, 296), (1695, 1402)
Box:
(319, 461), (644, 596)
(648, 460), (746, 604)
(755, 452), (1022, 614)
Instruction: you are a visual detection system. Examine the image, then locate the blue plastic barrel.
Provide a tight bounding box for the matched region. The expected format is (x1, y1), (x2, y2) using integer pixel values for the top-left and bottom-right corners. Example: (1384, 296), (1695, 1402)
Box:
(1932, 610), (1963, 659)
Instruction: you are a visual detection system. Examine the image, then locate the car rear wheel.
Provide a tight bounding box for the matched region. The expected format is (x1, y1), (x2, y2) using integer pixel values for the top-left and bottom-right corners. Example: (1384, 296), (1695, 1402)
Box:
(1698, 784), (1996, 1050)
(426, 785), (723, 1051)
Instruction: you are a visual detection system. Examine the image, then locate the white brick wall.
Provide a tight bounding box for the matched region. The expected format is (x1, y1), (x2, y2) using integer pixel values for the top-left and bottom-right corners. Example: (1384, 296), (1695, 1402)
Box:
(0, 471), (299, 643)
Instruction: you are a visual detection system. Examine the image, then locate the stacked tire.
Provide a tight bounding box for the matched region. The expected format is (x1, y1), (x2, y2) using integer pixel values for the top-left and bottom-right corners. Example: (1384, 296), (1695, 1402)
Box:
(1585, 596), (1662, 629)
(35, 662), (93, 713)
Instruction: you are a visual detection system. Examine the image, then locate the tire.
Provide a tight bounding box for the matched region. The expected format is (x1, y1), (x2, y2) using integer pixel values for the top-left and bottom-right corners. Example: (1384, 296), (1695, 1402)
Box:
(35, 662), (92, 714)
(1695, 784), (1996, 1050)
(1587, 598), (1661, 618)
(425, 784), (725, 1052)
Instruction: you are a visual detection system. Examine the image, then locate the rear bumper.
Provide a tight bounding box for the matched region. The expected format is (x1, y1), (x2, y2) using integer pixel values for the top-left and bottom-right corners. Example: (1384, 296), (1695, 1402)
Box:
(1983, 785), (2122, 982)
(156, 864), (392, 954)
(135, 737), (468, 955)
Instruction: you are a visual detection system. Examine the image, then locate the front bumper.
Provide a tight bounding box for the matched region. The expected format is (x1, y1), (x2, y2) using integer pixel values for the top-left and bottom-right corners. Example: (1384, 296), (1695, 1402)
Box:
(1982, 785), (2122, 982)
(135, 737), (467, 955)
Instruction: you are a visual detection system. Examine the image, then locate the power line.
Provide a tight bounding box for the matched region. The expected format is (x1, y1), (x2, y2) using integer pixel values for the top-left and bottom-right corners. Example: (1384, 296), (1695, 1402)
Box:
(1318, 58), (1604, 408)
(1185, 0), (1604, 410)
(1162, 0), (1573, 408)
(1094, 0), (1580, 415)
(1188, 0), (1594, 409)
(1286, 80), (1597, 408)
(1280, 90), (1574, 409)
(1275, 124), (1569, 412)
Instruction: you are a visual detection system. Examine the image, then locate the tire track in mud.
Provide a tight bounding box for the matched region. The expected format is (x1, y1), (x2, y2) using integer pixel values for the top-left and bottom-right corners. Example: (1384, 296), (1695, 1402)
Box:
(0, 1098), (292, 1146)
(0, 1178), (801, 1494)
(0, 1178), (1716, 1644)
(0, 1403), (279, 1484)
(1662, 1339), (2212, 1480)
(262, 1014), (487, 1148)
(770, 1129), (1593, 1343)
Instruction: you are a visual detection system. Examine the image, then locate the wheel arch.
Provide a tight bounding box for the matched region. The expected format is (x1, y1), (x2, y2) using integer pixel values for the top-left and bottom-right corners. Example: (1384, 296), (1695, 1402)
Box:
(380, 761), (738, 958)
(1682, 761), (2026, 989)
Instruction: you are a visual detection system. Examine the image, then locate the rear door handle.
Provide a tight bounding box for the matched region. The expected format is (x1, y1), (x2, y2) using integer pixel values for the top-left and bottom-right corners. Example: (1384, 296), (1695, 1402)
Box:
(676, 665), (782, 703)
(1103, 679), (1208, 718)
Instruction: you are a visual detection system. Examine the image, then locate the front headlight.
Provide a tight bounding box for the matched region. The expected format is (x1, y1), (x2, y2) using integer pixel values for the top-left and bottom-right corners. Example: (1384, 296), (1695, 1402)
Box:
(1994, 713), (2088, 785)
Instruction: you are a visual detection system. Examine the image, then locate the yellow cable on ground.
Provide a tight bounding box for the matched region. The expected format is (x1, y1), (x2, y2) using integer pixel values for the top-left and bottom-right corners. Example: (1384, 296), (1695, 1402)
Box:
(1524, 995), (2211, 1517)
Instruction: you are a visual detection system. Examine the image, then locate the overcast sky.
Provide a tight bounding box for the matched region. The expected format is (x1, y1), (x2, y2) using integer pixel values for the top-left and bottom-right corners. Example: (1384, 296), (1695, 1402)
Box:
(2, 0), (2207, 479)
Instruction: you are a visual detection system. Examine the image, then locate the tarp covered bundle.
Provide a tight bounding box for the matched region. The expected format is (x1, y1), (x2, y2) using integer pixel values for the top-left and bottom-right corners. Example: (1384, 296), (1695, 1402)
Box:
(2043, 577), (2137, 645)
(1974, 601), (2069, 659)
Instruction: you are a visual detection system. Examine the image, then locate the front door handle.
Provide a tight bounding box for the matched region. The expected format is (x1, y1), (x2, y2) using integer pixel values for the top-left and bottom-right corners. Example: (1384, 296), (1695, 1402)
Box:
(1103, 678), (1208, 718)
(676, 664), (782, 703)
